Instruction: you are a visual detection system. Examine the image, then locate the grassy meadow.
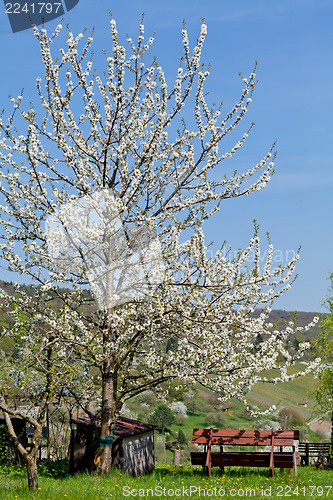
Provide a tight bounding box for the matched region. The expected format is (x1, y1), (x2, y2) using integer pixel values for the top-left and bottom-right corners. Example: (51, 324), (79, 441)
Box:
(0, 462), (332, 500)
(1, 362), (331, 499)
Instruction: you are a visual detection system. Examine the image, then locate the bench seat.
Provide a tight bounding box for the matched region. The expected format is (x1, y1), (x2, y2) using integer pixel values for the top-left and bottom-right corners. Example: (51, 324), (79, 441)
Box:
(191, 451), (300, 468)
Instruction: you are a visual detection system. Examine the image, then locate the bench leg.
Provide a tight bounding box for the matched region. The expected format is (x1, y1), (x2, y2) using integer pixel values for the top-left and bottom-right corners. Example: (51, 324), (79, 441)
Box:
(293, 447), (297, 476)
(205, 451), (212, 477)
(205, 464), (212, 476)
(219, 446), (224, 474)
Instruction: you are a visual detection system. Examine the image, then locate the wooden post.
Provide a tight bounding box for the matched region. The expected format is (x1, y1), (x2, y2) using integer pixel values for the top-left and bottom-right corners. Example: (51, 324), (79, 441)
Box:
(205, 428), (213, 476)
(305, 442), (309, 467)
(269, 431), (275, 477)
(46, 407), (51, 461)
(219, 445), (224, 474)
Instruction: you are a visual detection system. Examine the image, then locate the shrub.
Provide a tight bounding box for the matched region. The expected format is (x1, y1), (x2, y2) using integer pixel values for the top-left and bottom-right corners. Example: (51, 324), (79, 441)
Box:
(175, 414), (188, 426)
(148, 403), (175, 432)
(253, 419), (281, 431)
(182, 391), (200, 415)
(120, 405), (138, 420)
(278, 407), (304, 428)
(177, 429), (187, 445)
(204, 410), (226, 428)
(136, 390), (157, 407)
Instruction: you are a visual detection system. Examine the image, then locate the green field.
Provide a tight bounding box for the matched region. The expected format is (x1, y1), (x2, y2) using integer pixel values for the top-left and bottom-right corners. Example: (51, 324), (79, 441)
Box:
(0, 462), (332, 500)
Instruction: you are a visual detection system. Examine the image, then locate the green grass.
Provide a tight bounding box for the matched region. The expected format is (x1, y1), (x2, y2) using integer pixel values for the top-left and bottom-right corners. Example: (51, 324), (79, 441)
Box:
(0, 462), (332, 499)
(183, 413), (207, 430)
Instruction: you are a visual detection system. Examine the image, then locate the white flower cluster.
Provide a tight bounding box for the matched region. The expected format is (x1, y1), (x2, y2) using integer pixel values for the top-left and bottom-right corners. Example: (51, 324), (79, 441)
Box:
(169, 401), (188, 416)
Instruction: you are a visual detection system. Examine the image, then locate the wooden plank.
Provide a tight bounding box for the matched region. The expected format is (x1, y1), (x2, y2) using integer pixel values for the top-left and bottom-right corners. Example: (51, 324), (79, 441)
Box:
(192, 429), (274, 439)
(192, 436), (273, 446)
(192, 429), (298, 447)
(272, 438), (298, 446)
(192, 429), (298, 438)
(210, 452), (270, 467)
(273, 452), (300, 467)
(192, 436), (297, 446)
(192, 452), (300, 469)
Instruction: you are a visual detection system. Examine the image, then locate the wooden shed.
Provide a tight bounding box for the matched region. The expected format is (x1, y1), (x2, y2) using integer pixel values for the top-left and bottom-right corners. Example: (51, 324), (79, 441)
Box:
(69, 415), (155, 476)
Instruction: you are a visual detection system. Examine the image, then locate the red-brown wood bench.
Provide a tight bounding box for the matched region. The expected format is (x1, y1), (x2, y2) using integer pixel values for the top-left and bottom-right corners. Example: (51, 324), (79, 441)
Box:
(191, 428), (300, 477)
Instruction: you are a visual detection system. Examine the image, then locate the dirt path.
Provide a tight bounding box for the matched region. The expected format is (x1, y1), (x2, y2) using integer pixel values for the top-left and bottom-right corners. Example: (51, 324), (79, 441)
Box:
(309, 419), (332, 437)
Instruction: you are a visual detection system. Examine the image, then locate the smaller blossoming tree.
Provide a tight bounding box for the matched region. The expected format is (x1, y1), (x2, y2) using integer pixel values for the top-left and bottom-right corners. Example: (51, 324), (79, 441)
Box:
(0, 285), (94, 489)
(315, 273), (333, 462)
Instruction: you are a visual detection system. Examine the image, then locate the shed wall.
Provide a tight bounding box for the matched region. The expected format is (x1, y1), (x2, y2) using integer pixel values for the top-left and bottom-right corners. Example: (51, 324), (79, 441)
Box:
(69, 423), (98, 474)
(123, 431), (154, 476)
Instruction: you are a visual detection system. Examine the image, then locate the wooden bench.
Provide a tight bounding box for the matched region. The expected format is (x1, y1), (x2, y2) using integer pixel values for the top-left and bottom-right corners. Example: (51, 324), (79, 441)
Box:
(299, 442), (331, 466)
(191, 428), (300, 477)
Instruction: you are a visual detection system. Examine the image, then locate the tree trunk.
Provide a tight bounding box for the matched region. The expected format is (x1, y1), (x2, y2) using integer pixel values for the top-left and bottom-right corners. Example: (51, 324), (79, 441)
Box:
(46, 406), (51, 460)
(26, 455), (38, 490)
(95, 360), (117, 475)
(1, 404), (41, 489)
(173, 448), (181, 467)
(25, 426), (43, 490)
(329, 410), (333, 465)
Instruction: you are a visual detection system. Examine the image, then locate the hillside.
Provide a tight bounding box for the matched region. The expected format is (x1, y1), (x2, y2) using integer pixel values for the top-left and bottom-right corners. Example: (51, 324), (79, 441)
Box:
(246, 364), (318, 419)
(0, 279), (324, 360)
(0, 278), (324, 332)
(253, 308), (324, 341)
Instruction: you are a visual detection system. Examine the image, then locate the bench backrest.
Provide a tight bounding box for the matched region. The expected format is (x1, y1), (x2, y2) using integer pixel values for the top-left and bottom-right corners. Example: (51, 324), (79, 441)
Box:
(299, 442), (331, 452)
(192, 429), (299, 447)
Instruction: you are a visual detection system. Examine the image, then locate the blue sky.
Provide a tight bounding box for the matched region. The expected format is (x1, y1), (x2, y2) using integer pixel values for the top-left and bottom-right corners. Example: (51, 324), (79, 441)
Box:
(0, 0), (332, 312)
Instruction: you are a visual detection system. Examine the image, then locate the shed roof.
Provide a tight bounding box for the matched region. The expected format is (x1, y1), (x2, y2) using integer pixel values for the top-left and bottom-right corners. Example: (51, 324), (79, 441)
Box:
(71, 415), (154, 437)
